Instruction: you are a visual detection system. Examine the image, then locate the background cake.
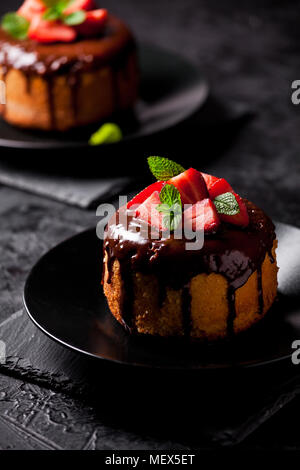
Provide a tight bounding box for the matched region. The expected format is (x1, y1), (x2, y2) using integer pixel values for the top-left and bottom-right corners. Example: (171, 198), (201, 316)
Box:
(0, 0), (139, 131)
(103, 157), (278, 340)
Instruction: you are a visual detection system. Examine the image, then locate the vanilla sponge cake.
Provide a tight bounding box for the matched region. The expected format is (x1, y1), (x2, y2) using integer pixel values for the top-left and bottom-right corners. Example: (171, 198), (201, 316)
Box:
(103, 201), (278, 340)
(0, 3), (138, 131)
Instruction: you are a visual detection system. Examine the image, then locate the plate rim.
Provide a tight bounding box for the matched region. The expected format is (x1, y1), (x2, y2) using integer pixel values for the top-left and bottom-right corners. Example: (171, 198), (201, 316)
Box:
(23, 221), (297, 371)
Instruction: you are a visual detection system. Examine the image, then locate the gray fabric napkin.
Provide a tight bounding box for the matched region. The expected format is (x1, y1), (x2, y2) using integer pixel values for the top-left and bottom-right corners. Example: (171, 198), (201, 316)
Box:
(0, 160), (132, 209)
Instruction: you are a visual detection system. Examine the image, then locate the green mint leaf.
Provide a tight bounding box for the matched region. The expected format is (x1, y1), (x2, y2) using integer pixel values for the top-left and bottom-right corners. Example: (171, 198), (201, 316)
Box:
(42, 0), (59, 6)
(156, 203), (172, 214)
(171, 213), (182, 231)
(64, 10), (86, 25)
(162, 212), (182, 232)
(157, 184), (182, 231)
(89, 123), (123, 146)
(57, 0), (72, 13)
(42, 0), (72, 7)
(43, 8), (61, 21)
(43, 0), (74, 21)
(147, 156), (185, 181)
(159, 183), (182, 208)
(214, 192), (240, 216)
(2, 13), (29, 40)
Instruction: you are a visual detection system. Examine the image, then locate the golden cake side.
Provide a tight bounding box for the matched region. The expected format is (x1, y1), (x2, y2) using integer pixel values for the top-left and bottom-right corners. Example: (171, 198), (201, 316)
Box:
(103, 240), (278, 340)
(0, 5), (139, 131)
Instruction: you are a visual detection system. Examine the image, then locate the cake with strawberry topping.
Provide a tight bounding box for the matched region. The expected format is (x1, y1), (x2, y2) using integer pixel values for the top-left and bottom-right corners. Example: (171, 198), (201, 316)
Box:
(0, 0), (138, 131)
(103, 157), (278, 340)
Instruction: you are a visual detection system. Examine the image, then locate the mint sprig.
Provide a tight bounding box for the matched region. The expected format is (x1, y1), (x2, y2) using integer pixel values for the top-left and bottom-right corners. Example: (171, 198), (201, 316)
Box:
(156, 184), (182, 231)
(42, 0), (86, 25)
(42, 0), (69, 19)
(64, 10), (86, 25)
(158, 184), (182, 208)
(42, 0), (69, 6)
(89, 123), (123, 146)
(1, 13), (29, 40)
(213, 192), (240, 216)
(1, 1), (86, 40)
(148, 156), (185, 181)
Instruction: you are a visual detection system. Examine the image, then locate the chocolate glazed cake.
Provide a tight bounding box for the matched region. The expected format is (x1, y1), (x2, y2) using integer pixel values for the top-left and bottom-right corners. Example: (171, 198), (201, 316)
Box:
(103, 201), (278, 340)
(0, 15), (138, 131)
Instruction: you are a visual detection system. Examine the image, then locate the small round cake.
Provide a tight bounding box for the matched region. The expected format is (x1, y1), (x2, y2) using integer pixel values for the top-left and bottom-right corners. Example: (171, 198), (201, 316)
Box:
(0, 0), (138, 131)
(102, 157), (278, 340)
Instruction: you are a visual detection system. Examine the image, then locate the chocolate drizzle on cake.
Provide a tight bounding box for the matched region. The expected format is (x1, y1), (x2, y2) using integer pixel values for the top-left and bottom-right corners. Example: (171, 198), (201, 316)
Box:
(182, 285), (192, 337)
(0, 15), (136, 129)
(47, 75), (56, 129)
(119, 262), (134, 333)
(257, 266), (264, 315)
(104, 200), (276, 337)
(67, 72), (81, 120)
(227, 286), (236, 337)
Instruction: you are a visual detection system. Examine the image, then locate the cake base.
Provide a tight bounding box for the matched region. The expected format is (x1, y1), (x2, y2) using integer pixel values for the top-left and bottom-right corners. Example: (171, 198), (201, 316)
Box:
(103, 240), (278, 340)
(0, 15), (139, 131)
(0, 53), (138, 131)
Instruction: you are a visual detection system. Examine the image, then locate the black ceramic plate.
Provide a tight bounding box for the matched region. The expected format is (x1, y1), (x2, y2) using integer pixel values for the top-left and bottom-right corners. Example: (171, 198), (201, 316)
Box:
(0, 43), (209, 150)
(23, 221), (300, 370)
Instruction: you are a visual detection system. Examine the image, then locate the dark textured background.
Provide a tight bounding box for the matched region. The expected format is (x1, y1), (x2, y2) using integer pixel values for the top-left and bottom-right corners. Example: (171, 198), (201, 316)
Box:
(0, 0), (300, 450)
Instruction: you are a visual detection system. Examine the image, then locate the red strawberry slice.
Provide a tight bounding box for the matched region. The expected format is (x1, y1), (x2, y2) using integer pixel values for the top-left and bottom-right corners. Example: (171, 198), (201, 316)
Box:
(28, 16), (77, 43)
(64, 0), (95, 15)
(135, 191), (165, 231)
(201, 172), (234, 200)
(167, 168), (209, 207)
(75, 9), (108, 37)
(218, 192), (249, 227)
(201, 172), (219, 189)
(184, 198), (220, 233)
(127, 181), (166, 209)
(18, 0), (46, 21)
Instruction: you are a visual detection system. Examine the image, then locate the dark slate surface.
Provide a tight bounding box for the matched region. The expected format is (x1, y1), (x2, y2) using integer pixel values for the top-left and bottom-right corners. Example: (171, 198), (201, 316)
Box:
(0, 0), (300, 450)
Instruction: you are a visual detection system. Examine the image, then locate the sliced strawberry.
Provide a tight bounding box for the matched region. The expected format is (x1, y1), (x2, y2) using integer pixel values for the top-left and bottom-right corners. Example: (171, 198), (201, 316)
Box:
(18, 0), (46, 22)
(135, 191), (165, 231)
(64, 0), (96, 15)
(218, 193), (249, 227)
(167, 168), (209, 207)
(28, 16), (77, 43)
(184, 198), (220, 233)
(127, 181), (166, 209)
(75, 9), (108, 37)
(201, 172), (234, 200)
(201, 172), (219, 189)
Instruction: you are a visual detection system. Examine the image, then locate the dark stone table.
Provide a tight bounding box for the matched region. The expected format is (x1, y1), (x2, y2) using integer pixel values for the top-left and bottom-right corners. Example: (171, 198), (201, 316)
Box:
(0, 0), (300, 450)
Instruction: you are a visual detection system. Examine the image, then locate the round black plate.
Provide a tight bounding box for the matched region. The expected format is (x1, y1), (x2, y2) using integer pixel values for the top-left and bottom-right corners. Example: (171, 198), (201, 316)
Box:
(23, 221), (300, 370)
(0, 43), (209, 150)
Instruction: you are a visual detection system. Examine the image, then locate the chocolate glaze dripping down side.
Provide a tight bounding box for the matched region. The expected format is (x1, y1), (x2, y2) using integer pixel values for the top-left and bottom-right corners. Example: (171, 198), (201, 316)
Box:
(227, 286), (236, 337)
(119, 260), (135, 333)
(182, 284), (192, 337)
(104, 200), (276, 335)
(25, 75), (32, 95)
(67, 72), (81, 120)
(46, 76), (56, 129)
(257, 266), (264, 315)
